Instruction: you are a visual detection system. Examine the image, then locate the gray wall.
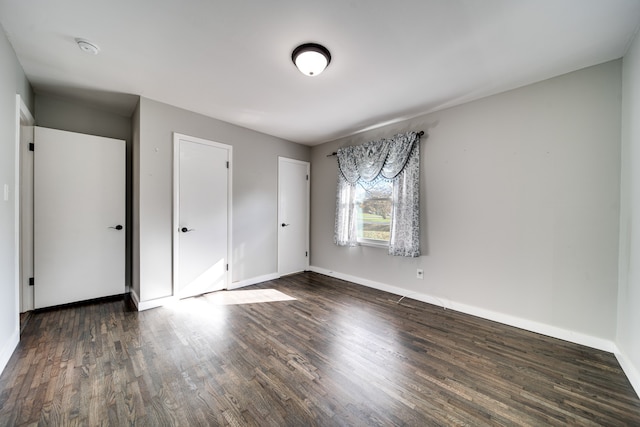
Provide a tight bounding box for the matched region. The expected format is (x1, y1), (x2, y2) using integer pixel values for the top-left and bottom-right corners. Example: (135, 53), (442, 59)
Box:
(135, 97), (310, 302)
(35, 93), (134, 289)
(35, 94), (133, 142)
(618, 30), (640, 393)
(0, 27), (33, 372)
(311, 60), (622, 344)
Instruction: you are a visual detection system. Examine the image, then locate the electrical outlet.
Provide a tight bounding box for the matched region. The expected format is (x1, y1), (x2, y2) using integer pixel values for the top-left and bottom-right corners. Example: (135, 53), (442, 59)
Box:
(416, 268), (424, 279)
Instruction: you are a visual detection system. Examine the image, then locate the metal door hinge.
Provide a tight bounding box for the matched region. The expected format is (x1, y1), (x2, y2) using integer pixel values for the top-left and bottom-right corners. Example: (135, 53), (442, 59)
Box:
(28, 143), (34, 151)
(305, 251), (308, 257)
(226, 161), (229, 169)
(226, 264), (229, 271)
(29, 277), (34, 286)
(306, 174), (309, 181)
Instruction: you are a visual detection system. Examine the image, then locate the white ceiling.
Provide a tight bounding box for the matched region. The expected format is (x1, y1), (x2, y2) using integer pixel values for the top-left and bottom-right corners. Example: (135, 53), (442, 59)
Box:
(1, 1), (639, 145)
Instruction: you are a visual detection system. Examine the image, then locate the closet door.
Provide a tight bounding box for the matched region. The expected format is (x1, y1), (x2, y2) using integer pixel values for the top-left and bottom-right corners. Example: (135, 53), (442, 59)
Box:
(173, 133), (231, 299)
(34, 127), (125, 308)
(278, 157), (310, 276)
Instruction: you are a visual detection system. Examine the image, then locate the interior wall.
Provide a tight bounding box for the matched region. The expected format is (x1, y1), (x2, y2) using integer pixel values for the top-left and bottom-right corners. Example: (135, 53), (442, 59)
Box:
(311, 60), (622, 347)
(618, 29), (640, 395)
(0, 26), (33, 374)
(136, 97), (310, 302)
(35, 94), (133, 141)
(34, 93), (134, 289)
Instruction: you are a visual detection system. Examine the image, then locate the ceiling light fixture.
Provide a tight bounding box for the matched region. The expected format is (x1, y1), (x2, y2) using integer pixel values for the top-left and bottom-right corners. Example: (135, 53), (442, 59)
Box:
(292, 43), (331, 77)
(76, 38), (100, 55)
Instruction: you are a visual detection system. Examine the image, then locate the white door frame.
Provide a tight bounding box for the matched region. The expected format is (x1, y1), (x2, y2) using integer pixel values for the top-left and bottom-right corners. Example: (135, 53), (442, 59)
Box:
(172, 133), (233, 296)
(277, 157), (310, 276)
(15, 95), (34, 313)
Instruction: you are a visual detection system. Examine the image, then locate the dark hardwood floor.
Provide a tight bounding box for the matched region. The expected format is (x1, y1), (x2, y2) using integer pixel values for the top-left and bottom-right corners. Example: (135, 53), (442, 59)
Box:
(1, 272), (639, 426)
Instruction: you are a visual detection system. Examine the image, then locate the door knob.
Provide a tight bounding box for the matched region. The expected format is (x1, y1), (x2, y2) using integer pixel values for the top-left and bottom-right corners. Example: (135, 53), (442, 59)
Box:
(109, 225), (123, 230)
(181, 227), (194, 233)
(281, 223), (290, 227)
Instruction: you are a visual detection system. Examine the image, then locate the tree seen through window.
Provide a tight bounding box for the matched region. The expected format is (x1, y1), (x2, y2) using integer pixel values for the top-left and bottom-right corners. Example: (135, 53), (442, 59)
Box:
(355, 179), (393, 242)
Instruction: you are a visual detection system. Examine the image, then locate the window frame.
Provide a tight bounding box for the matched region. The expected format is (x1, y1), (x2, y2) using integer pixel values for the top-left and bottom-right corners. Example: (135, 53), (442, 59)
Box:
(354, 181), (393, 248)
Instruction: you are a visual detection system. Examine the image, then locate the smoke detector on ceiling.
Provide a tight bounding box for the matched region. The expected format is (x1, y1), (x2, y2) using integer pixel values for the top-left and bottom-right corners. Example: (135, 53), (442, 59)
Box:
(75, 38), (100, 55)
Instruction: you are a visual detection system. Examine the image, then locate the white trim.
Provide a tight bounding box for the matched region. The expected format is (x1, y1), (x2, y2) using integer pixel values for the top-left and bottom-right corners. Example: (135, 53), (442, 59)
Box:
(13, 97), (21, 324)
(357, 239), (388, 249)
(615, 350), (640, 399)
(277, 157), (310, 275)
(172, 133), (233, 298)
(5, 95), (35, 377)
(447, 299), (616, 353)
(0, 328), (19, 375)
(172, 135), (179, 296)
(309, 265), (617, 353)
(228, 272), (280, 290)
(130, 288), (178, 311)
(15, 96), (34, 314)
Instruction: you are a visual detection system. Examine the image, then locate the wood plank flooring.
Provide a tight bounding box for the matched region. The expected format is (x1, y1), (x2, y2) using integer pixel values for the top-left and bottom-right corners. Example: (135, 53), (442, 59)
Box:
(1, 272), (639, 426)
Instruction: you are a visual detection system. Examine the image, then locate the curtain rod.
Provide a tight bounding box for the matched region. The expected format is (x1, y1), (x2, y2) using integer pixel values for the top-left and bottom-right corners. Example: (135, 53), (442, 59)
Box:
(326, 130), (424, 157)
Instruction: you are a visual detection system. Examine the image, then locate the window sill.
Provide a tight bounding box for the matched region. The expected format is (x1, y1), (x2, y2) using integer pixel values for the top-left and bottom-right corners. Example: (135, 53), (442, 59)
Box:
(357, 239), (389, 249)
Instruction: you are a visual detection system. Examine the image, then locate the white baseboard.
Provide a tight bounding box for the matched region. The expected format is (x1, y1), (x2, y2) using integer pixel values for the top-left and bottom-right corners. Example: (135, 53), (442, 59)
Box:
(130, 289), (178, 311)
(615, 350), (640, 399)
(309, 266), (616, 353)
(0, 327), (19, 377)
(228, 273), (280, 290)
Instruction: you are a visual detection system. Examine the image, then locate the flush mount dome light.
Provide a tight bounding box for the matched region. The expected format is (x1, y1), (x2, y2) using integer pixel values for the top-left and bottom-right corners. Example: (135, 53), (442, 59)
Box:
(292, 43), (331, 76)
(76, 38), (100, 55)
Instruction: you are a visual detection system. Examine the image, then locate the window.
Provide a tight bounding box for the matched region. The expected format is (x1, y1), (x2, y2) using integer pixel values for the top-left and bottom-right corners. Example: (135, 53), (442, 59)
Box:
(334, 131), (422, 257)
(355, 180), (393, 245)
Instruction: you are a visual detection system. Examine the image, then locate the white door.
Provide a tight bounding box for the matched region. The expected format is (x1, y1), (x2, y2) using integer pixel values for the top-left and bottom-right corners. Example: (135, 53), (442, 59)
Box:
(34, 127), (125, 309)
(278, 157), (310, 276)
(173, 134), (231, 299)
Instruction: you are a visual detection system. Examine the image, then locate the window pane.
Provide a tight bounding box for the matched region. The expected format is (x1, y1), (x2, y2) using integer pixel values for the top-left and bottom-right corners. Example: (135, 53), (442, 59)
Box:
(355, 180), (393, 242)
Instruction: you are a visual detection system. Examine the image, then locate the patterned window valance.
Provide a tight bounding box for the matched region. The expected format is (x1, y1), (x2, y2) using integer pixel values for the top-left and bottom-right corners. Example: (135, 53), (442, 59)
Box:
(337, 131), (418, 183)
(334, 131), (422, 257)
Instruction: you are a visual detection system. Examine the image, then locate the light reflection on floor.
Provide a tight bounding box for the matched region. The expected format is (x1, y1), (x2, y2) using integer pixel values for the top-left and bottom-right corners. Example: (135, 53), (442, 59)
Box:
(168, 288), (296, 311)
(162, 289), (296, 336)
(203, 288), (296, 305)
